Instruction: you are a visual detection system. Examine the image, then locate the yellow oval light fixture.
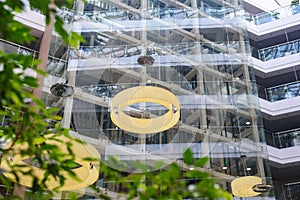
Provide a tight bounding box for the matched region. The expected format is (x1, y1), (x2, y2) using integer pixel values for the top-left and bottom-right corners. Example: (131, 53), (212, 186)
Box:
(0, 134), (100, 191)
(231, 176), (262, 197)
(110, 86), (180, 134)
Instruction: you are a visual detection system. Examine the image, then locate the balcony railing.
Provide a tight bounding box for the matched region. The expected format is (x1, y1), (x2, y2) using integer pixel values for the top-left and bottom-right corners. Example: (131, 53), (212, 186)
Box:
(0, 38), (38, 59)
(273, 181), (300, 199)
(69, 4), (245, 26)
(257, 81), (300, 102)
(265, 128), (300, 149)
(246, 4), (300, 25)
(251, 39), (300, 61)
(0, 39), (67, 77)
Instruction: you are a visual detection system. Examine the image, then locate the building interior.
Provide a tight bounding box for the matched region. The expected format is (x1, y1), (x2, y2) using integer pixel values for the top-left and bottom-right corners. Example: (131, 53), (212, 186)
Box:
(1, 0), (300, 199)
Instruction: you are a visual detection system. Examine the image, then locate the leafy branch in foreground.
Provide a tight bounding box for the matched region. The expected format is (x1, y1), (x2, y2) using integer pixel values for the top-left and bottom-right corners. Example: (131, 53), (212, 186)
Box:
(0, 0), (86, 197)
(99, 149), (233, 200)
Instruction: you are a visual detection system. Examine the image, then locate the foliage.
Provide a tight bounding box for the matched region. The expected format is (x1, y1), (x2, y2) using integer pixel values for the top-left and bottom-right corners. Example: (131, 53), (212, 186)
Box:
(100, 149), (232, 200)
(291, 0), (300, 6)
(0, 0), (84, 198)
(0, 0), (232, 199)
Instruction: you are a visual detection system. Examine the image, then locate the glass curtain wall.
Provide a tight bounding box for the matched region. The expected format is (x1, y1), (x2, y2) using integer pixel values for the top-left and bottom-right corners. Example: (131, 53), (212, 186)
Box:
(43, 0), (273, 197)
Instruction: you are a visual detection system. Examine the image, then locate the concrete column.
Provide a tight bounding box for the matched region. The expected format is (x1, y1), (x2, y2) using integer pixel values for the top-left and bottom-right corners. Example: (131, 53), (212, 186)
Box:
(33, 4), (55, 99)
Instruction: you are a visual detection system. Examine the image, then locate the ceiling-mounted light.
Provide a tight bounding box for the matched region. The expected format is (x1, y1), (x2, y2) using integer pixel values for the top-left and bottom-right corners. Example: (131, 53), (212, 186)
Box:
(110, 86), (180, 134)
(137, 55), (155, 66)
(252, 183), (273, 193)
(231, 176), (262, 197)
(231, 176), (272, 197)
(50, 83), (74, 97)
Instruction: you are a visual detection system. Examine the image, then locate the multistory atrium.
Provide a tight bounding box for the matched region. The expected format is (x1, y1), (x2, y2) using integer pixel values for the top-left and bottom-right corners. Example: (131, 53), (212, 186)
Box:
(1, 0), (288, 199)
(244, 0), (300, 199)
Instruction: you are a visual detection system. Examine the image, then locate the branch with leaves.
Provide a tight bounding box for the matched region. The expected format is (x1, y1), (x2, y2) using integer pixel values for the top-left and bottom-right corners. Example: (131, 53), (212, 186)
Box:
(100, 149), (232, 200)
(0, 0), (86, 198)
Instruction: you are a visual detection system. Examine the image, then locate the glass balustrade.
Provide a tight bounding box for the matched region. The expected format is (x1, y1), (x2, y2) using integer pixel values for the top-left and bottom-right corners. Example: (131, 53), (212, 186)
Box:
(246, 4), (300, 25)
(251, 39), (300, 62)
(265, 128), (300, 149)
(283, 182), (300, 200)
(0, 39), (37, 59)
(258, 81), (300, 102)
(46, 56), (67, 77)
(272, 181), (300, 200)
(66, 4), (243, 27)
(251, 40), (300, 61)
(256, 39), (300, 61)
(0, 39), (67, 77)
(70, 41), (246, 62)
(61, 2), (299, 27)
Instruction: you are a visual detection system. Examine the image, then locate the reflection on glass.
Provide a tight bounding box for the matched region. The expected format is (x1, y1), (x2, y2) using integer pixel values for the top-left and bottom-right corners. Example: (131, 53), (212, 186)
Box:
(246, 4), (300, 25)
(259, 40), (300, 61)
(43, 0), (274, 197)
(46, 57), (66, 77)
(266, 128), (300, 149)
(258, 81), (300, 102)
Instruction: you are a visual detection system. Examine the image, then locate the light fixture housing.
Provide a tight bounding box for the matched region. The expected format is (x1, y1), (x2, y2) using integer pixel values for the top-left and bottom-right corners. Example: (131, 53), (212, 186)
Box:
(137, 55), (155, 66)
(252, 183), (273, 193)
(231, 176), (262, 197)
(50, 83), (74, 97)
(110, 86), (180, 134)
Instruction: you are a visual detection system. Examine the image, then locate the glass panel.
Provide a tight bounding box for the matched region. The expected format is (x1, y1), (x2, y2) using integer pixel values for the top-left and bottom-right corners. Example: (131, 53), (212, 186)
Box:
(44, 0), (274, 198)
(246, 4), (300, 25)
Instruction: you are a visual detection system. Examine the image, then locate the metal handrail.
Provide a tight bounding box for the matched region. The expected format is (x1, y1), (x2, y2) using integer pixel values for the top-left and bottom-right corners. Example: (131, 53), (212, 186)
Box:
(265, 128), (300, 149)
(257, 81), (300, 102)
(245, 3), (300, 25)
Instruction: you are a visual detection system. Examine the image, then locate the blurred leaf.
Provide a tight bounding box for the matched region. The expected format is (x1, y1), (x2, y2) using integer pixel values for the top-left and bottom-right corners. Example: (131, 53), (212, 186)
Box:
(64, 159), (81, 169)
(183, 148), (194, 165)
(69, 192), (78, 200)
(23, 76), (38, 87)
(34, 68), (47, 76)
(51, 115), (62, 121)
(194, 156), (209, 167)
(33, 137), (46, 145)
(153, 160), (165, 171)
(54, 17), (69, 44)
(69, 32), (86, 48)
(132, 161), (149, 172)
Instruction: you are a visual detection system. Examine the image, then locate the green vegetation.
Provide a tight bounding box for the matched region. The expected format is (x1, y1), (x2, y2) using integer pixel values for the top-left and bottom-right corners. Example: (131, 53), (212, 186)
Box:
(0, 0), (84, 198)
(100, 149), (232, 200)
(0, 0), (232, 199)
(291, 0), (300, 6)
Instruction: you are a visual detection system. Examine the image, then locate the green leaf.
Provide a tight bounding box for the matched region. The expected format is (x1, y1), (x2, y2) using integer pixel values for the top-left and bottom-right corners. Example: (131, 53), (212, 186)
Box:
(51, 115), (62, 121)
(64, 160), (81, 169)
(69, 32), (86, 48)
(194, 157), (209, 167)
(132, 161), (149, 172)
(33, 137), (46, 145)
(23, 76), (38, 87)
(69, 192), (78, 200)
(183, 148), (194, 165)
(34, 67), (47, 76)
(153, 160), (165, 170)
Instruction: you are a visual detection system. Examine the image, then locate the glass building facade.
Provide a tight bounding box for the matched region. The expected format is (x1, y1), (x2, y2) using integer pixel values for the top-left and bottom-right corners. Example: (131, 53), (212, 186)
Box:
(42, 0), (273, 198)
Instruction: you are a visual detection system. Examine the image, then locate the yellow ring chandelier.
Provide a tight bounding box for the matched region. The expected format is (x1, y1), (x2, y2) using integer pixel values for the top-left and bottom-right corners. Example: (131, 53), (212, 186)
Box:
(110, 86), (180, 134)
(0, 134), (100, 191)
(231, 176), (262, 197)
